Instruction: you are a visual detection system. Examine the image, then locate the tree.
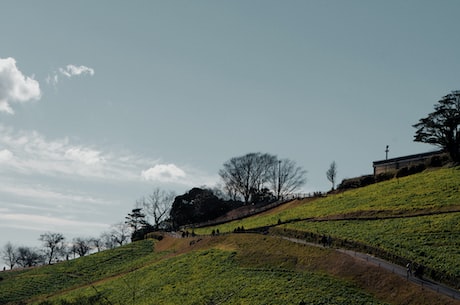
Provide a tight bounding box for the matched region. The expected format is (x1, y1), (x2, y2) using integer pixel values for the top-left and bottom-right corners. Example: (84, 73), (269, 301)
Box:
(169, 187), (242, 228)
(125, 208), (148, 232)
(39, 232), (65, 265)
(2, 242), (17, 270)
(413, 91), (460, 163)
(110, 222), (131, 246)
(16, 246), (43, 268)
(269, 158), (307, 200)
(219, 153), (307, 203)
(326, 161), (337, 190)
(72, 237), (92, 257)
(138, 188), (175, 230)
(219, 152), (277, 203)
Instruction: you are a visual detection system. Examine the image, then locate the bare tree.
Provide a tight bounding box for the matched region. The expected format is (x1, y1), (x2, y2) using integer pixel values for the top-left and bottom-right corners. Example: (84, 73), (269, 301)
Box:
(138, 188), (175, 230)
(2, 242), (17, 270)
(110, 222), (130, 246)
(39, 232), (65, 265)
(269, 158), (307, 200)
(72, 237), (92, 257)
(16, 246), (43, 268)
(219, 152), (277, 204)
(326, 161), (337, 190)
(100, 231), (116, 250)
(90, 237), (104, 252)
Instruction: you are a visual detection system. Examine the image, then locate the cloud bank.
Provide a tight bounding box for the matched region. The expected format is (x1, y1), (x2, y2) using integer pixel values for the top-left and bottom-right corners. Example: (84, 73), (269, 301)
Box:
(0, 57), (41, 114)
(0, 125), (206, 187)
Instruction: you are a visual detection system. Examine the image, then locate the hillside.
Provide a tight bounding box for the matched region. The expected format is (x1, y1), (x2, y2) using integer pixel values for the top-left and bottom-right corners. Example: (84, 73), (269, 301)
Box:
(195, 167), (460, 286)
(1, 167), (459, 304)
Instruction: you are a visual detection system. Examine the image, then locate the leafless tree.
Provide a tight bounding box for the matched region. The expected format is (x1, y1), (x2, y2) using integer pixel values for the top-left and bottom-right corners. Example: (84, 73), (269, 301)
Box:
(110, 222), (130, 247)
(16, 246), (43, 268)
(72, 237), (92, 257)
(219, 152), (277, 203)
(269, 158), (307, 200)
(100, 231), (117, 250)
(90, 237), (104, 252)
(39, 232), (65, 265)
(2, 242), (17, 270)
(326, 161), (337, 191)
(137, 188), (175, 229)
(220, 153), (307, 203)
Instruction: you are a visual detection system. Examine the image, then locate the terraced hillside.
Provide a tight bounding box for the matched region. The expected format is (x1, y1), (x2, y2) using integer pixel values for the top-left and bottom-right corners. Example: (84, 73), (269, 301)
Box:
(1, 234), (459, 305)
(195, 167), (460, 288)
(1, 167), (458, 304)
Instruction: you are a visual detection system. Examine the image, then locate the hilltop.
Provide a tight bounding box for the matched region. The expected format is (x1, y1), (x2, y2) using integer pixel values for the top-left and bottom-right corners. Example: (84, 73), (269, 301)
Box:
(1, 167), (459, 305)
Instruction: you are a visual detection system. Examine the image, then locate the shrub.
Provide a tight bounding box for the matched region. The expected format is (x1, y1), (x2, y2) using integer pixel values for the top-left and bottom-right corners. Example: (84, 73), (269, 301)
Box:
(337, 175), (375, 190)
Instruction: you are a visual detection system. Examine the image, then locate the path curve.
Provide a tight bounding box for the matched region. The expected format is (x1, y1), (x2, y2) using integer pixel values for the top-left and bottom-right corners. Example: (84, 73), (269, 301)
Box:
(280, 236), (460, 301)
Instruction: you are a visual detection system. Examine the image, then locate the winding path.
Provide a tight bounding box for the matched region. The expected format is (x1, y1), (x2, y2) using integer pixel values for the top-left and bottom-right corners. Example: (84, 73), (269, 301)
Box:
(280, 236), (460, 301)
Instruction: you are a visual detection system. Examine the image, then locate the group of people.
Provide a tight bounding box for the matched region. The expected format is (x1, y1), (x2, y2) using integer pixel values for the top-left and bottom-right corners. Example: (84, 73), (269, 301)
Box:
(320, 235), (333, 247)
(406, 262), (424, 279)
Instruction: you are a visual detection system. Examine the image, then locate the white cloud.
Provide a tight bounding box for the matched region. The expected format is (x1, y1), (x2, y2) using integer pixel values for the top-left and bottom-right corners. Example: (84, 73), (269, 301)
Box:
(65, 147), (105, 165)
(0, 125), (131, 180)
(0, 212), (108, 232)
(0, 183), (111, 206)
(141, 163), (187, 182)
(0, 149), (13, 162)
(0, 57), (41, 114)
(59, 64), (95, 78)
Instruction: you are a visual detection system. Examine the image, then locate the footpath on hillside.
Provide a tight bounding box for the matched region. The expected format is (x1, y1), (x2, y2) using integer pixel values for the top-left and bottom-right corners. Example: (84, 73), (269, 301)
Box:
(280, 236), (460, 301)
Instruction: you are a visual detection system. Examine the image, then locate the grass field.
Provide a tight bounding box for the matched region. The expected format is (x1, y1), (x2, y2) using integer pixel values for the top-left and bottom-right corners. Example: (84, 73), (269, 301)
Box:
(3, 234), (458, 305)
(280, 212), (460, 279)
(2, 167), (459, 305)
(193, 167), (460, 285)
(195, 167), (460, 235)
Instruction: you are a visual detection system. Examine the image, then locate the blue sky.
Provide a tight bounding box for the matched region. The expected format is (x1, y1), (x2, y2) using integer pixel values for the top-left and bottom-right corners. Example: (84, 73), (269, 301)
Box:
(1, 1), (459, 253)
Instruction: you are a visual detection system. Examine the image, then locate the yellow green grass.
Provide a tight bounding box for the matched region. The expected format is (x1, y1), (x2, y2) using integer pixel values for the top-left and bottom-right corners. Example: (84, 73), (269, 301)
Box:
(2, 234), (458, 305)
(195, 167), (460, 235)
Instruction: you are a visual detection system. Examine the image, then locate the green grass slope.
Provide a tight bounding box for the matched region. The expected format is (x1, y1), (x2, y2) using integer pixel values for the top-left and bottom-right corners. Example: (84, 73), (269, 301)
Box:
(196, 167), (460, 234)
(1, 167), (459, 305)
(2, 235), (458, 305)
(195, 167), (460, 286)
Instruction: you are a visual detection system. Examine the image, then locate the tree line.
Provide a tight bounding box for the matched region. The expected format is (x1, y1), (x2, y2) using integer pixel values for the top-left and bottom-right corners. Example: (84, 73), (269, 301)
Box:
(1, 225), (133, 270)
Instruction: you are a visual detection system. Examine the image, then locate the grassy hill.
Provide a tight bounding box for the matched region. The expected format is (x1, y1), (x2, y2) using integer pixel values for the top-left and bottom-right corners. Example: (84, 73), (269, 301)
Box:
(1, 166), (459, 305)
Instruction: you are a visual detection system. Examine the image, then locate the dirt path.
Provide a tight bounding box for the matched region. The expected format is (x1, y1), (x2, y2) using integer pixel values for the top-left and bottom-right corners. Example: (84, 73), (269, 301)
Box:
(280, 236), (460, 301)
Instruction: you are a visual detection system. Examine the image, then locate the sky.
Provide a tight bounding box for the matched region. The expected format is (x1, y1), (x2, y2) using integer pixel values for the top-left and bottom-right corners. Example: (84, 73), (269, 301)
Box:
(1, 0), (460, 258)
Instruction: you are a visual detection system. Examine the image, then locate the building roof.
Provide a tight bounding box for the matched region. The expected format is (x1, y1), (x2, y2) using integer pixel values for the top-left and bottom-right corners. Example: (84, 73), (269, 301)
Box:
(373, 150), (444, 167)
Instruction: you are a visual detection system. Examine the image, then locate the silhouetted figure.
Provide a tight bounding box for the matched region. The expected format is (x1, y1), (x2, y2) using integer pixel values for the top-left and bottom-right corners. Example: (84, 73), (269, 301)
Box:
(406, 262), (412, 279)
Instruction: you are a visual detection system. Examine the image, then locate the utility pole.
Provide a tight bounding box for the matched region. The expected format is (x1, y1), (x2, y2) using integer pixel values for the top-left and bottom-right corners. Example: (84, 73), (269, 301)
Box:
(278, 160), (281, 200)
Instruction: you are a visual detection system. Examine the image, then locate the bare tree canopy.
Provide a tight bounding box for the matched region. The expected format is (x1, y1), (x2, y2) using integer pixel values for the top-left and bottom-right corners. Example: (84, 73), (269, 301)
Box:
(39, 232), (65, 265)
(413, 91), (460, 163)
(269, 158), (307, 200)
(1, 242), (17, 270)
(138, 188), (175, 230)
(219, 152), (307, 203)
(72, 237), (92, 257)
(16, 246), (43, 268)
(326, 161), (337, 190)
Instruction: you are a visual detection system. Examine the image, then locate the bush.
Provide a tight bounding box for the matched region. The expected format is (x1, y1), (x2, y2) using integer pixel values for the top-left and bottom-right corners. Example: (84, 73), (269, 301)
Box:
(337, 175), (375, 190)
(375, 171), (395, 182)
(396, 164), (426, 178)
(145, 232), (164, 241)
